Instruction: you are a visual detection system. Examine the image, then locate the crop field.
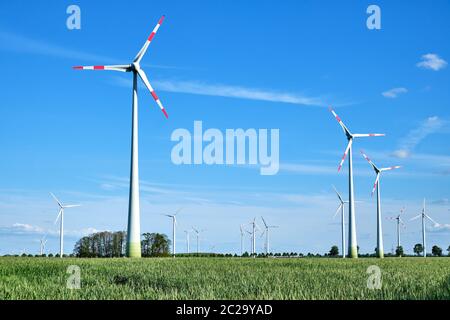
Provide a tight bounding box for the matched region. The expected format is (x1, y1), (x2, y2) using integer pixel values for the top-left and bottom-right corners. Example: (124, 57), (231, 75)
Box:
(0, 257), (449, 300)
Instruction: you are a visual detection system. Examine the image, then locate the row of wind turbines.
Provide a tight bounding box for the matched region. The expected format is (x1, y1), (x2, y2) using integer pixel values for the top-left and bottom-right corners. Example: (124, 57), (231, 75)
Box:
(329, 108), (440, 258)
(44, 15), (442, 259)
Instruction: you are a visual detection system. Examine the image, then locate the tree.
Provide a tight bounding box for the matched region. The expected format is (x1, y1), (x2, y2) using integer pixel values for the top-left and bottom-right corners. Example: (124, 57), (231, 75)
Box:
(413, 243), (423, 256)
(141, 233), (170, 257)
(329, 245), (339, 257)
(447, 245), (450, 257)
(395, 246), (404, 257)
(431, 245), (442, 257)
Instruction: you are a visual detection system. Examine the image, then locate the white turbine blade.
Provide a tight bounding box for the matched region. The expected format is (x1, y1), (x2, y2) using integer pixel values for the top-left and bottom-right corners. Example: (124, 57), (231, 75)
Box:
(353, 133), (385, 138)
(410, 214), (421, 221)
(50, 192), (63, 208)
(54, 208), (62, 224)
(72, 65), (130, 72)
(63, 204), (81, 208)
(260, 229), (265, 238)
(332, 185), (344, 203)
(371, 173), (380, 197)
(425, 215), (439, 226)
(337, 139), (353, 172)
(137, 68), (168, 119)
(261, 216), (268, 228)
(380, 166), (401, 172)
(360, 150), (379, 171)
(329, 107), (351, 136)
(134, 15), (165, 63)
(175, 207), (183, 216)
(333, 204), (342, 218)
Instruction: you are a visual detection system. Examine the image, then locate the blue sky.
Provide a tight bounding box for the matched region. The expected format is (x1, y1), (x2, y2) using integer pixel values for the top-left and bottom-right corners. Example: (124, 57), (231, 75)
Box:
(0, 0), (449, 256)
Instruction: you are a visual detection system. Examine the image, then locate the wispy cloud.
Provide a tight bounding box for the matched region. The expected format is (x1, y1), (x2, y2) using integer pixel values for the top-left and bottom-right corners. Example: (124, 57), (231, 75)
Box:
(0, 30), (174, 68)
(392, 116), (445, 158)
(416, 53), (448, 71)
(0, 223), (100, 237)
(112, 76), (327, 106)
(382, 87), (407, 99)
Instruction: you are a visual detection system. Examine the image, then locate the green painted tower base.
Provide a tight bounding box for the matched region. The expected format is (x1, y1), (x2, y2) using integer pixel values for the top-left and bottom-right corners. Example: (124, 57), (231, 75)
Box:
(349, 246), (358, 258)
(127, 242), (141, 258)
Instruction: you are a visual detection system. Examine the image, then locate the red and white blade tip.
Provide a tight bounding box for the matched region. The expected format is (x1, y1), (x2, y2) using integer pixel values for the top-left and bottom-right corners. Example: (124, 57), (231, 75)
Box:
(73, 66), (106, 70)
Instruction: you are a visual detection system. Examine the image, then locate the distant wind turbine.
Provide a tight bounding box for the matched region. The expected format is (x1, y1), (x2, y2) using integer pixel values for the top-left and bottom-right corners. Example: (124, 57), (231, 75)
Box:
(410, 199), (439, 258)
(192, 227), (205, 255)
(164, 208), (182, 258)
(260, 216), (278, 255)
(239, 224), (245, 256)
(388, 207), (406, 250)
(329, 107), (385, 258)
(39, 236), (47, 256)
(332, 185), (348, 258)
(360, 150), (401, 258)
(50, 192), (80, 258)
(184, 230), (191, 254)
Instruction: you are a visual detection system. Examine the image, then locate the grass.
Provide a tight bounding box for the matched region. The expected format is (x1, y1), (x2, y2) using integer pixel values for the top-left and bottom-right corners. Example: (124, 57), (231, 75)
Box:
(0, 257), (449, 300)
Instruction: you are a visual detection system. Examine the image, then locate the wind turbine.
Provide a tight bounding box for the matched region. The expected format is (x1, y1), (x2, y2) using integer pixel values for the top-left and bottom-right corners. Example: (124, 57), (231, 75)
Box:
(50, 192), (80, 258)
(239, 224), (245, 256)
(164, 208), (182, 258)
(332, 185), (348, 259)
(248, 218), (261, 257)
(260, 217), (278, 255)
(192, 227), (205, 255)
(329, 107), (385, 258)
(388, 207), (406, 250)
(360, 150), (401, 258)
(184, 230), (191, 254)
(410, 199), (439, 258)
(39, 236), (47, 256)
(73, 16), (169, 258)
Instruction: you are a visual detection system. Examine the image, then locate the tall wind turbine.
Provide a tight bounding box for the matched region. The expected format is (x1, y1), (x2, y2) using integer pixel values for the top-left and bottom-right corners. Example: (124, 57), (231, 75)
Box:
(164, 208), (181, 258)
(410, 199), (439, 258)
(332, 185), (348, 259)
(39, 236), (47, 256)
(329, 107), (385, 258)
(260, 216), (278, 255)
(73, 16), (169, 258)
(184, 230), (191, 254)
(50, 192), (80, 258)
(360, 150), (401, 258)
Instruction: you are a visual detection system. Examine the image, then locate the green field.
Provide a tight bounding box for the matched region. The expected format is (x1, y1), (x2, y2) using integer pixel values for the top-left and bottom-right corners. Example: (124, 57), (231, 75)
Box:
(0, 257), (449, 300)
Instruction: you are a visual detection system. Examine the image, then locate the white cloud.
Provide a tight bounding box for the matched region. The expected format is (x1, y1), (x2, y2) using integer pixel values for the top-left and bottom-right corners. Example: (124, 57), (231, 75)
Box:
(392, 116), (445, 158)
(112, 76), (326, 106)
(417, 53), (448, 71)
(382, 87), (407, 98)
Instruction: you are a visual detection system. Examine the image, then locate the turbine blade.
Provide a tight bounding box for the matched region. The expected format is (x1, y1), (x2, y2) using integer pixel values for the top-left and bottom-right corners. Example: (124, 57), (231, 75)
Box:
(380, 166), (401, 172)
(63, 204), (81, 208)
(134, 15), (165, 63)
(353, 133), (385, 138)
(371, 173), (380, 197)
(261, 216), (268, 228)
(360, 150), (378, 171)
(49, 192), (63, 208)
(332, 185), (344, 203)
(333, 204), (342, 218)
(137, 68), (168, 118)
(338, 139), (352, 172)
(72, 65), (130, 72)
(425, 215), (439, 226)
(410, 214), (421, 221)
(54, 208), (62, 224)
(329, 107), (351, 136)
